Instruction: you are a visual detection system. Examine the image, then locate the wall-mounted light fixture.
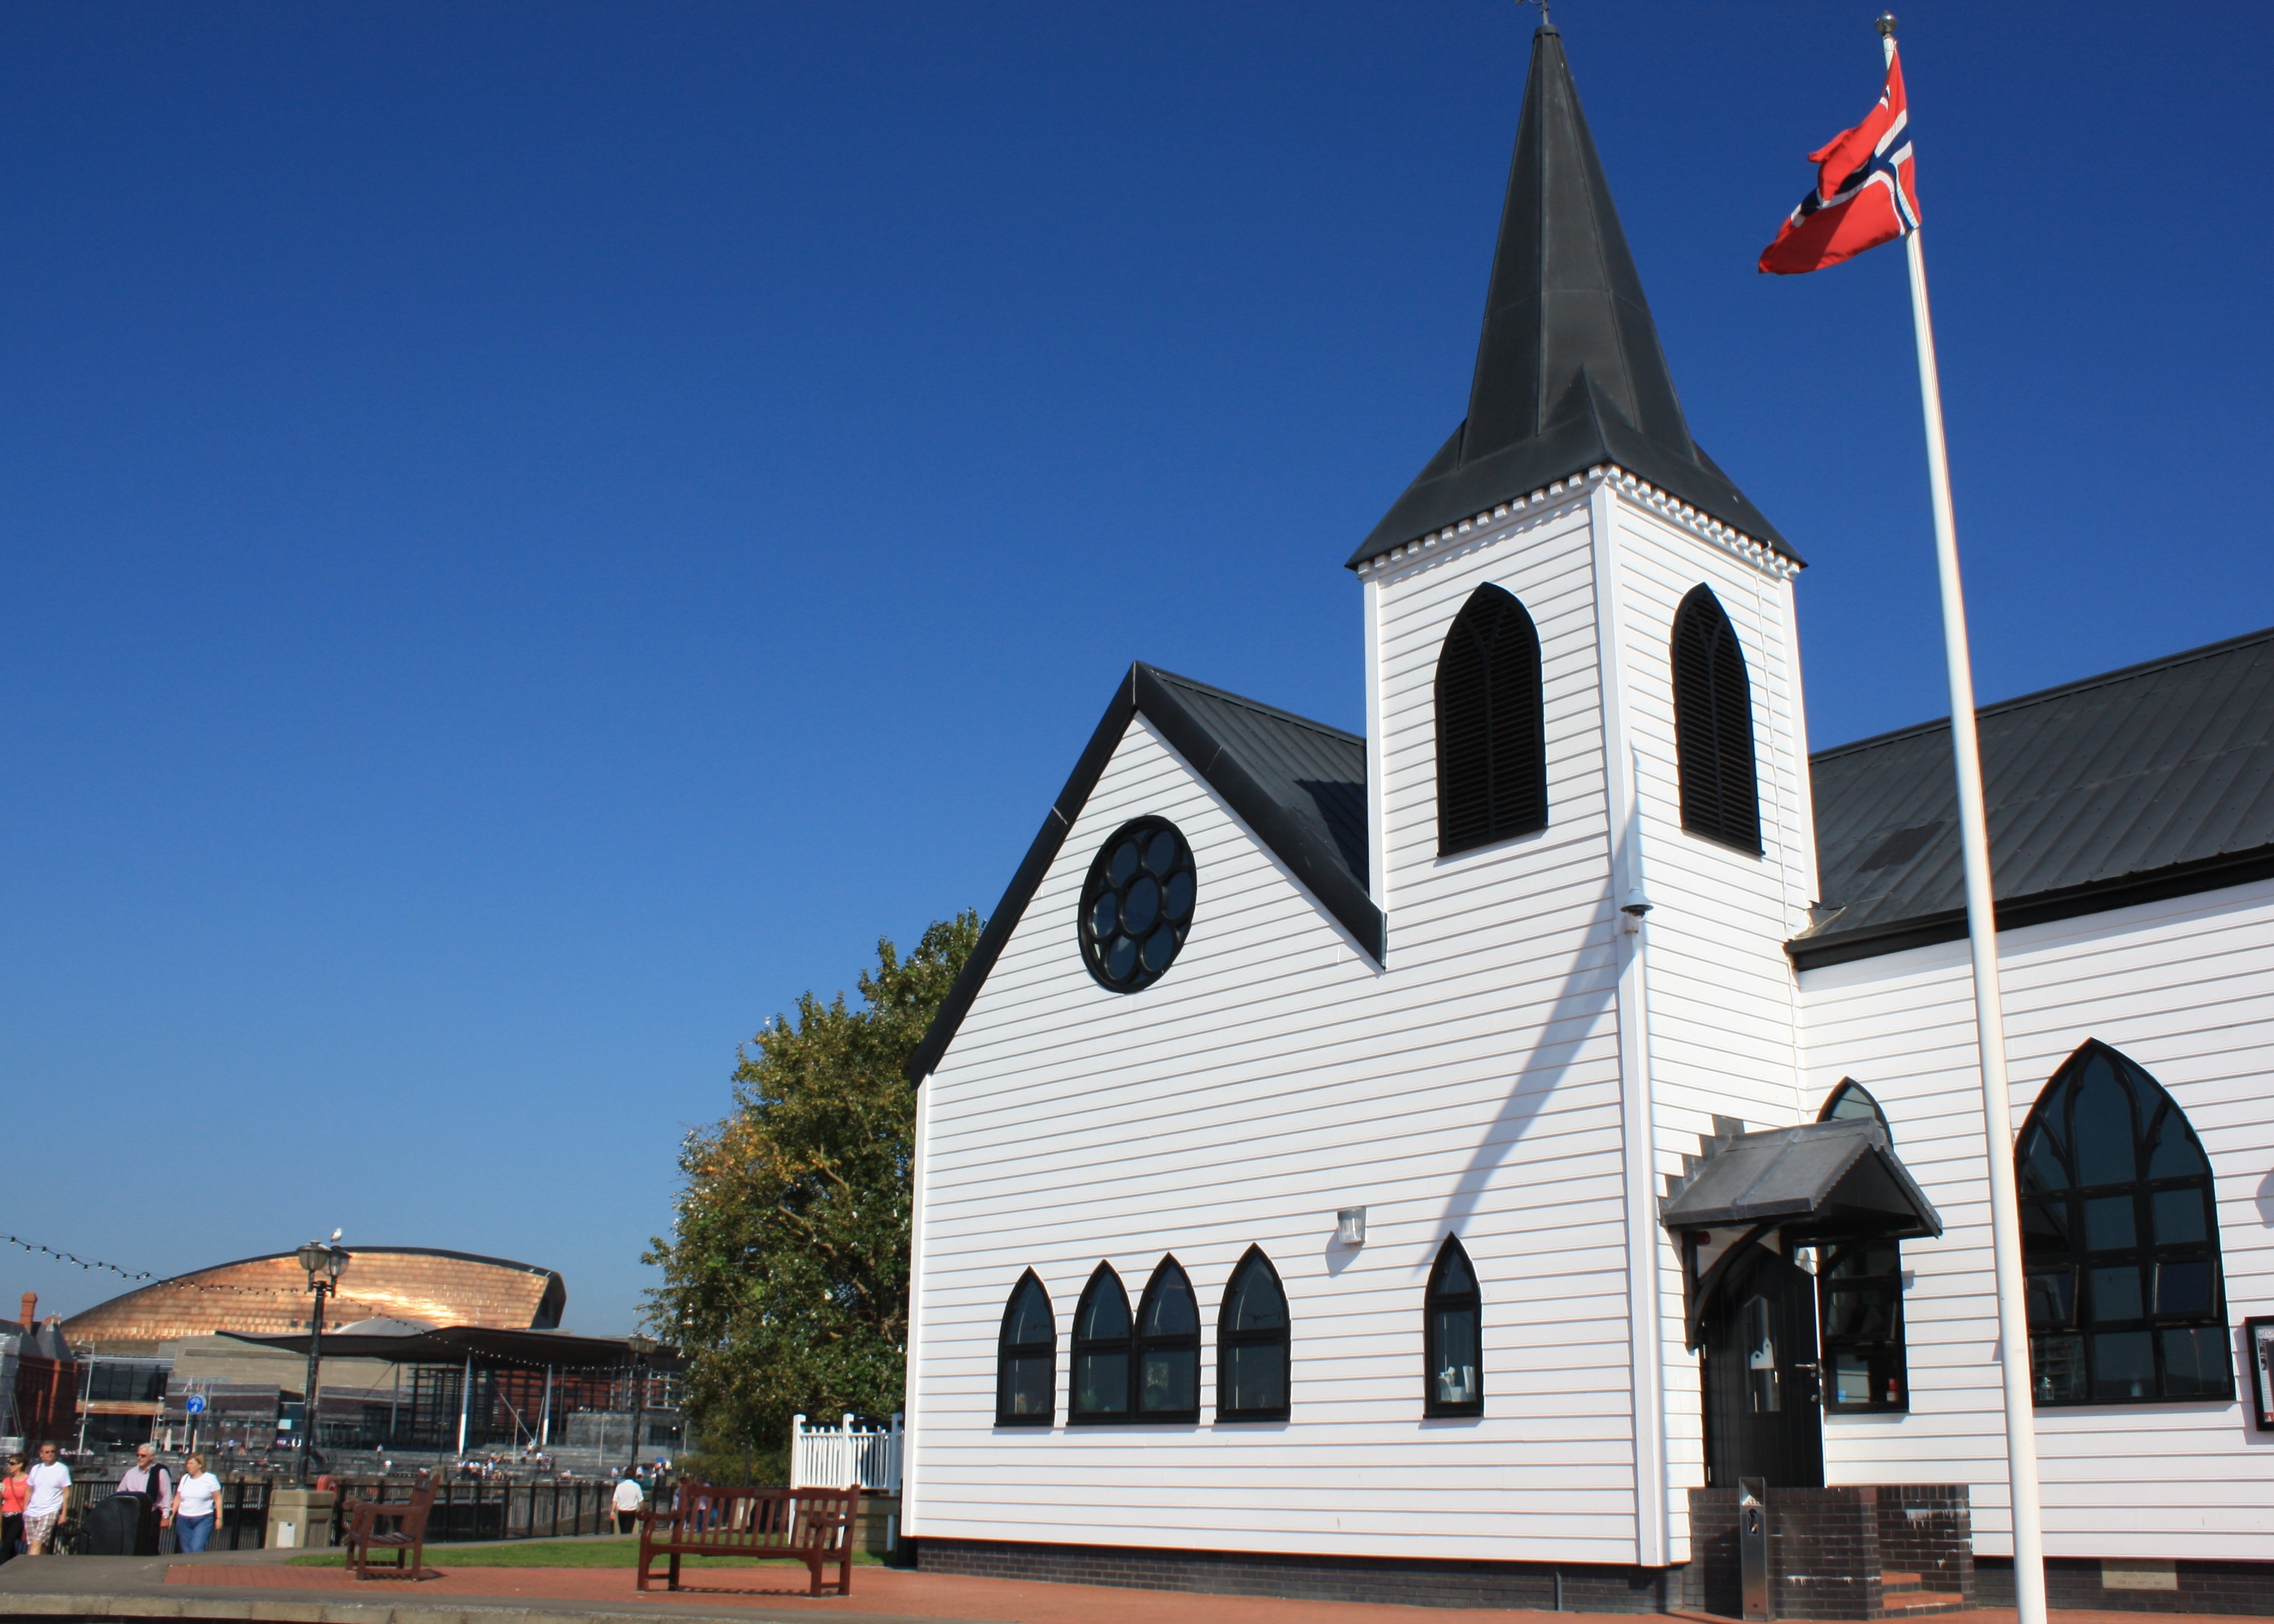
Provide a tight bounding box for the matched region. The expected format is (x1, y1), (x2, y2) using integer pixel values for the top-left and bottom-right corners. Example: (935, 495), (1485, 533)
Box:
(1336, 1207), (1368, 1246)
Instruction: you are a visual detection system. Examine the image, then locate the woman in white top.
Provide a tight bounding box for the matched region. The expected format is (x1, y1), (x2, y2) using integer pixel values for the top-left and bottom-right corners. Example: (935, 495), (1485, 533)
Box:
(170, 1456), (223, 1553)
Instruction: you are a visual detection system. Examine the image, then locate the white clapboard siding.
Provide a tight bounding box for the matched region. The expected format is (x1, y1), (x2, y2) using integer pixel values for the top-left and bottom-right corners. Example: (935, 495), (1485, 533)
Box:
(913, 498), (1660, 1565)
(1603, 494), (1817, 1552)
(912, 482), (1848, 1568)
(1798, 875), (2274, 1559)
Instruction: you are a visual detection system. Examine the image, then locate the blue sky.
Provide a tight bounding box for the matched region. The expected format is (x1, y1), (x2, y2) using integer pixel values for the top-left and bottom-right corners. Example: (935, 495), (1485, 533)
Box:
(3, 1), (2265, 1336)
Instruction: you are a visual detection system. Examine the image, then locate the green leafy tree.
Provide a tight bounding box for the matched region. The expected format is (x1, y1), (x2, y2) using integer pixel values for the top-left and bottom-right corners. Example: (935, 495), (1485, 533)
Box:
(645, 912), (979, 1462)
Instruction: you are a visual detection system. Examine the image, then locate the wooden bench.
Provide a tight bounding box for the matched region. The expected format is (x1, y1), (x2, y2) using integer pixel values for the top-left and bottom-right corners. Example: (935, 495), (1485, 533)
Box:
(636, 1481), (859, 1598)
(341, 1471), (438, 1581)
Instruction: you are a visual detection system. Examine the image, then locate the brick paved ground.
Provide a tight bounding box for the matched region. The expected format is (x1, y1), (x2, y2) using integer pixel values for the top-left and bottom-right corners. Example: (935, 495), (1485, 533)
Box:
(162, 1563), (2251, 1624)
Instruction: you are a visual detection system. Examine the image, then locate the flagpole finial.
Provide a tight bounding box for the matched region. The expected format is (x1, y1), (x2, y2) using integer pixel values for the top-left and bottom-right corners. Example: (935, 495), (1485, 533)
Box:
(1875, 13), (1899, 37)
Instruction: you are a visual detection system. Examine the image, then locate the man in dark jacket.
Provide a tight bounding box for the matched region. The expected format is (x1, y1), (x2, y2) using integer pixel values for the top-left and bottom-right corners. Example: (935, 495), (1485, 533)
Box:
(116, 1444), (171, 1554)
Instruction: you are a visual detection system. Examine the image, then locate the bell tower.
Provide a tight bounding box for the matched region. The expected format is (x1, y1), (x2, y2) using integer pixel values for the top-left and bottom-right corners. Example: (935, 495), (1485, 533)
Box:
(1351, 20), (1820, 1556)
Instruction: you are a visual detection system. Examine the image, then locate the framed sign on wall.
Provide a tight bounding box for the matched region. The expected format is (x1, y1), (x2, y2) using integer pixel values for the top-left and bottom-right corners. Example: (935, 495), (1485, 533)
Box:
(2244, 1317), (2274, 1433)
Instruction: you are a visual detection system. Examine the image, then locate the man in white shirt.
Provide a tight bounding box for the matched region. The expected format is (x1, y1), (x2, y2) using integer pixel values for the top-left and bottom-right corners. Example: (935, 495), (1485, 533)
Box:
(25, 1444), (70, 1554)
(612, 1473), (644, 1534)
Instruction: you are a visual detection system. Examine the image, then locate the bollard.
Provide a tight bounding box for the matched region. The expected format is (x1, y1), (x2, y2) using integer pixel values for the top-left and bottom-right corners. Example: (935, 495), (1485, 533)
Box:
(1739, 1478), (1770, 1622)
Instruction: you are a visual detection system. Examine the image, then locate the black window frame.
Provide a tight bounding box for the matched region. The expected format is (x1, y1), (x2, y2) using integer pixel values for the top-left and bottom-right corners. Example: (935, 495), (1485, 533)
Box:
(1216, 1246), (1291, 1423)
(1134, 1255), (1203, 1424)
(1077, 817), (1198, 994)
(1068, 1263), (1136, 1424)
(1424, 1236), (1484, 1418)
(1435, 583), (1549, 857)
(1813, 1080), (1908, 1413)
(994, 1269), (1057, 1427)
(2017, 1039), (2231, 1406)
(1671, 584), (1762, 854)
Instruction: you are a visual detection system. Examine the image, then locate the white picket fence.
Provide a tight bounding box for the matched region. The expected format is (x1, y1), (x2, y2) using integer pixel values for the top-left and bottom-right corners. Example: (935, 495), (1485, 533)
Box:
(789, 1411), (902, 1493)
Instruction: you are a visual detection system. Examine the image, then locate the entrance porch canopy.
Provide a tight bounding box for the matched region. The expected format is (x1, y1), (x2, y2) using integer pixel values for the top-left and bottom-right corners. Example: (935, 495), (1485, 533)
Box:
(1659, 1117), (1942, 1349)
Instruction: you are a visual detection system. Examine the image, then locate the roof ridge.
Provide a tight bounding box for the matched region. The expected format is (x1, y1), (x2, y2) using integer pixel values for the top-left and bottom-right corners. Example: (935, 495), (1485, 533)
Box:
(1137, 662), (1365, 751)
(1811, 624), (2274, 765)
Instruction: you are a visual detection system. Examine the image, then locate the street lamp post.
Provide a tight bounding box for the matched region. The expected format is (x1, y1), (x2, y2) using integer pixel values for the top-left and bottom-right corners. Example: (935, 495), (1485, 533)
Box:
(294, 1237), (351, 1485)
(625, 1334), (658, 1475)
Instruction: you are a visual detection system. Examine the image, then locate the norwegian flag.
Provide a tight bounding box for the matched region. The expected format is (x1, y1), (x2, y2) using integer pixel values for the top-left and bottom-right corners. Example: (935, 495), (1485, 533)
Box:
(1759, 50), (1920, 275)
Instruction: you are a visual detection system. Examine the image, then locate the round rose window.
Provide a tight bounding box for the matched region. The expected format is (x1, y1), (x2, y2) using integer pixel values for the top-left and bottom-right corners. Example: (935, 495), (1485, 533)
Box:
(1079, 818), (1196, 993)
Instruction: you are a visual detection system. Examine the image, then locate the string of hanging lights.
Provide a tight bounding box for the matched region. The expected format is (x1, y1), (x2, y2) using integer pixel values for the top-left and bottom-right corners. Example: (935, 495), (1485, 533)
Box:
(3, 1234), (299, 1297)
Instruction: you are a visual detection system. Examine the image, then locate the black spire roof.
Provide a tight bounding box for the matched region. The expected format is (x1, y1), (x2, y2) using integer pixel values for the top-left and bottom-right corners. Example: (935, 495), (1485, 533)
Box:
(1348, 24), (1791, 568)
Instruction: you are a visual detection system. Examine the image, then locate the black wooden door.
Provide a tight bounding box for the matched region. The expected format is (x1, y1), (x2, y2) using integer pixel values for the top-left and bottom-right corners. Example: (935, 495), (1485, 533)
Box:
(1703, 1245), (1825, 1489)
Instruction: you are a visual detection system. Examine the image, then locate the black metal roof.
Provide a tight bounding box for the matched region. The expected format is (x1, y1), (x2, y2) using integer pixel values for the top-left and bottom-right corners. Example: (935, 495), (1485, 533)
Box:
(1349, 24), (1788, 569)
(1658, 1117), (1942, 1240)
(1794, 625), (2274, 969)
(906, 664), (1377, 1081)
(222, 1326), (685, 1372)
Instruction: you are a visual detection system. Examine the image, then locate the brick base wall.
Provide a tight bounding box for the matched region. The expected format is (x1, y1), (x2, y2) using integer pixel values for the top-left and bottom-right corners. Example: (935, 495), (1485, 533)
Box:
(915, 1537), (1677, 1613)
(1977, 1557), (2274, 1616)
(1687, 1486), (1970, 1621)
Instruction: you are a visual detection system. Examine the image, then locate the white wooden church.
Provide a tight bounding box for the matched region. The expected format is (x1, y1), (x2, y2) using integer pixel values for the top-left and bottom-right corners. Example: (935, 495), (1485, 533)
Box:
(897, 22), (2274, 1616)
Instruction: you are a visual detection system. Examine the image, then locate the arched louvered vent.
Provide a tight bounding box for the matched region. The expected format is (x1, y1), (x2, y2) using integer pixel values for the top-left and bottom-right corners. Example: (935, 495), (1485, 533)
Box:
(1435, 584), (1547, 856)
(1671, 585), (1761, 853)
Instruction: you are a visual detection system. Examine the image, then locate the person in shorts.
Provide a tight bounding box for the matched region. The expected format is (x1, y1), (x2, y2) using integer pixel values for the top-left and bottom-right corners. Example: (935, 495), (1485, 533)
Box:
(24, 1444), (70, 1554)
(612, 1471), (644, 1533)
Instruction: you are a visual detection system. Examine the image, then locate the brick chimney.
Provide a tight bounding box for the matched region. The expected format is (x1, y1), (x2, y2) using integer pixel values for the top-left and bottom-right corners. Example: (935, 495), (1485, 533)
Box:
(18, 1292), (33, 1330)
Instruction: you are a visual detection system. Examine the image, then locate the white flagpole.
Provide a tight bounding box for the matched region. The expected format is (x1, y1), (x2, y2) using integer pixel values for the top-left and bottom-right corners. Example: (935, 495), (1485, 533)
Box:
(1878, 17), (2047, 1624)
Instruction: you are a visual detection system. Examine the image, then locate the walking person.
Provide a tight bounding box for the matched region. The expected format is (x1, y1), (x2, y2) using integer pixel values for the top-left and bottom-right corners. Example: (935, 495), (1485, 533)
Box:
(612, 1471), (643, 1534)
(23, 1444), (70, 1554)
(170, 1454), (222, 1554)
(1, 1453), (29, 1562)
(118, 1442), (172, 1552)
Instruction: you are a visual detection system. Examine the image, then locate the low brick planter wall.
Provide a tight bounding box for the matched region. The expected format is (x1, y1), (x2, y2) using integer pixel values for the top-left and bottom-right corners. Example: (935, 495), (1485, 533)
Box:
(1686, 1484), (1971, 1620)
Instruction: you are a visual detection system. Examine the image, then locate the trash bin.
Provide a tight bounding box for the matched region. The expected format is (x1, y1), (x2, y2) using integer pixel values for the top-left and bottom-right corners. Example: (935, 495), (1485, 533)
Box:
(265, 1488), (336, 1550)
(85, 1492), (158, 1556)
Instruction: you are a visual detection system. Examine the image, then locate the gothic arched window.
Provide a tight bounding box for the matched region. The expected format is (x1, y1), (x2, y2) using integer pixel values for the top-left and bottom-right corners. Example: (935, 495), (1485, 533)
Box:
(1819, 1077), (1892, 1138)
(1069, 1263), (1133, 1422)
(995, 1270), (1056, 1426)
(1435, 584), (1547, 855)
(1218, 1248), (1290, 1421)
(1815, 1080), (1906, 1411)
(1671, 585), (1761, 854)
(1136, 1257), (1201, 1421)
(1424, 1236), (1483, 1417)
(2017, 1040), (2231, 1405)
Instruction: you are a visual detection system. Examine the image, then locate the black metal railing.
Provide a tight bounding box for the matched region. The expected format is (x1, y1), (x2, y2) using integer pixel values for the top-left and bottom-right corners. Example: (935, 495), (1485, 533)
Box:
(55, 1474), (616, 1553)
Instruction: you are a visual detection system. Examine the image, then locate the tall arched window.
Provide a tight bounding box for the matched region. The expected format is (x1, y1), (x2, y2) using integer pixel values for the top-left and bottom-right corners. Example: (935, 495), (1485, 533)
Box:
(2017, 1040), (2231, 1405)
(1435, 584), (1547, 855)
(995, 1270), (1056, 1426)
(1425, 1236), (1483, 1417)
(1815, 1080), (1906, 1412)
(1136, 1257), (1201, 1421)
(1069, 1263), (1133, 1422)
(1218, 1248), (1290, 1421)
(1671, 585), (1761, 854)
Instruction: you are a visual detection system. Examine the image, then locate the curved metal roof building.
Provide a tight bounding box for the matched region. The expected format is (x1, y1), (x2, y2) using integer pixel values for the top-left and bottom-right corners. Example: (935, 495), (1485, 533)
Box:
(61, 1247), (565, 1354)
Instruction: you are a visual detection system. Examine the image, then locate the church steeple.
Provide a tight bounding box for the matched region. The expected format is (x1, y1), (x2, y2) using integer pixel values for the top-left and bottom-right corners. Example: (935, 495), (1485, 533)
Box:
(1349, 24), (1790, 567)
